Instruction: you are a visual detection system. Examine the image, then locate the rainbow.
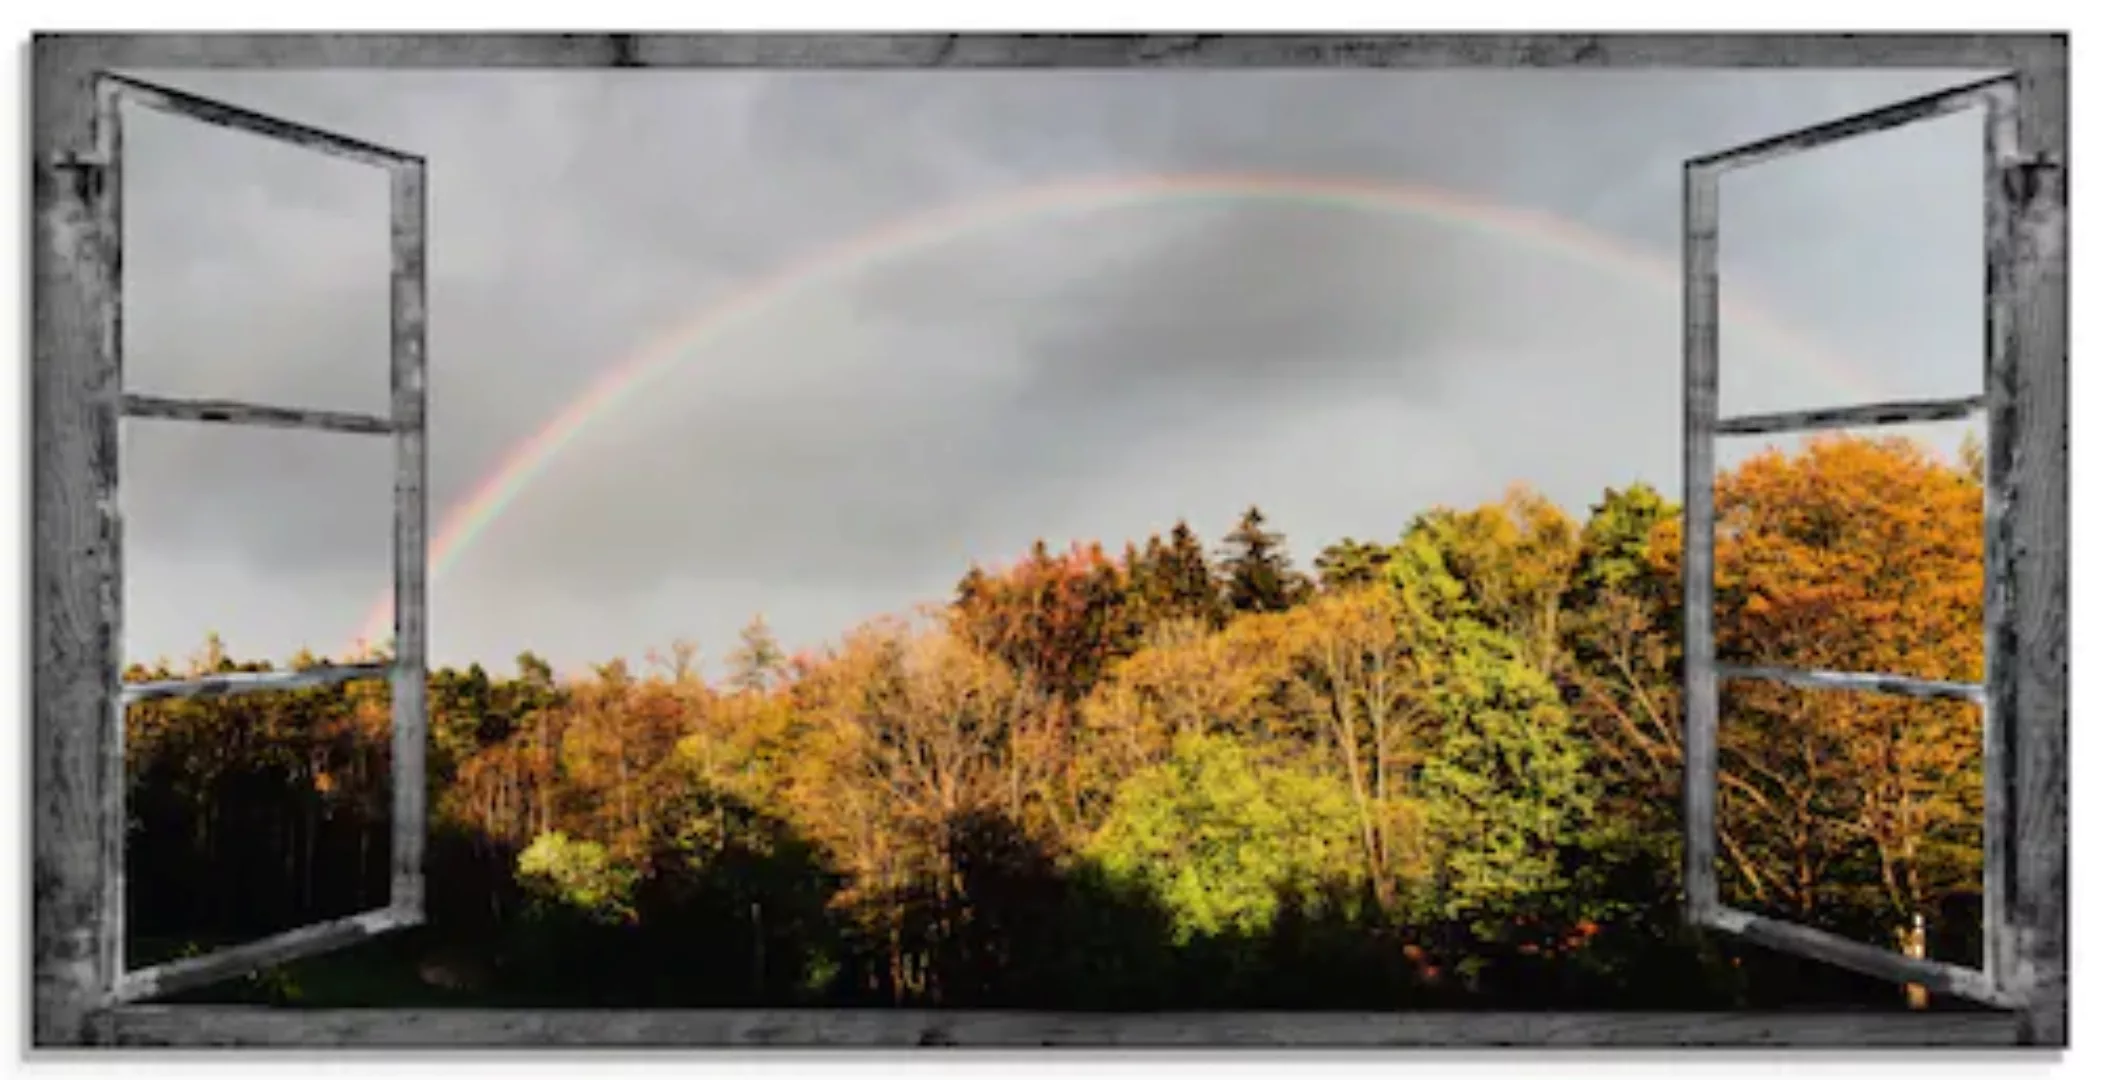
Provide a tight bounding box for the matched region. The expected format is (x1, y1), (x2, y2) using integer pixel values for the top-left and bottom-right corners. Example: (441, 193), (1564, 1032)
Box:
(350, 171), (1875, 654)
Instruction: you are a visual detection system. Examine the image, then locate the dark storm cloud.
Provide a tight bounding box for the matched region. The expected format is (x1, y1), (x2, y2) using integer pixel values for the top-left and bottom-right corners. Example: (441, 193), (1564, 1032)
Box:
(458, 192), (1500, 606)
(113, 66), (1994, 671)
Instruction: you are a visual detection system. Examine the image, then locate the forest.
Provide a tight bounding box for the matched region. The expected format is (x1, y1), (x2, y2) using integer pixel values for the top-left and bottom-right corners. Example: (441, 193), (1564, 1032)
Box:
(122, 432), (1989, 1011)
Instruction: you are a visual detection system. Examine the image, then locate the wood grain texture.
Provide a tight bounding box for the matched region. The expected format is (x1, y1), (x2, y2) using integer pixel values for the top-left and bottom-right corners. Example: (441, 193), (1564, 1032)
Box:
(1685, 74), (2013, 173)
(1715, 665), (1983, 705)
(33, 49), (438, 1046)
(90, 70), (130, 1025)
(1705, 907), (2007, 1007)
(120, 662), (390, 704)
(25, 31), (2070, 70)
(122, 394), (395, 436)
(1679, 162), (1721, 924)
(1712, 396), (1984, 437)
(2006, 59), (2069, 1049)
(388, 158), (431, 920)
(101, 73), (421, 167)
(31, 47), (118, 1048)
(95, 1008), (2028, 1048)
(31, 30), (2070, 1051)
(1980, 79), (2021, 1002)
(1675, 62), (2072, 1038)
(115, 909), (418, 1004)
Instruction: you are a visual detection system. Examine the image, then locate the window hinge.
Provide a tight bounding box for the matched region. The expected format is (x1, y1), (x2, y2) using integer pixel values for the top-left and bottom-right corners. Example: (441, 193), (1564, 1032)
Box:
(2006, 154), (2064, 205)
(53, 153), (110, 200)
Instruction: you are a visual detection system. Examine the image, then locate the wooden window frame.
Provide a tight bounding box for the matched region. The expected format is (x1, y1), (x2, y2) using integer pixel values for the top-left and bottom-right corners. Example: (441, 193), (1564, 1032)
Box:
(1678, 74), (2049, 1017)
(30, 31), (2067, 1049)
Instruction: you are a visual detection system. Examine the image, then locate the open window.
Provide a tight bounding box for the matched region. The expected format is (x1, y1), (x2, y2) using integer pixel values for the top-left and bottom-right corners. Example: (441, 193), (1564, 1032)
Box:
(1679, 74), (2042, 1012)
(85, 73), (430, 1005)
(27, 34), (2064, 1052)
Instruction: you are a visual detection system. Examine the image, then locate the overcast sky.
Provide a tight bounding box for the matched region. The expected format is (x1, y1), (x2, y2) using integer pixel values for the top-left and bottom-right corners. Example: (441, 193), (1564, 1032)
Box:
(112, 67), (1992, 678)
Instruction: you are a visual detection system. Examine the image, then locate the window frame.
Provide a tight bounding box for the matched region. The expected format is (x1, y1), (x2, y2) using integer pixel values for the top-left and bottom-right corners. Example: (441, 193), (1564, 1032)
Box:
(36, 66), (432, 1018)
(30, 31), (2067, 1049)
(1678, 74), (2040, 1013)
(110, 76), (430, 994)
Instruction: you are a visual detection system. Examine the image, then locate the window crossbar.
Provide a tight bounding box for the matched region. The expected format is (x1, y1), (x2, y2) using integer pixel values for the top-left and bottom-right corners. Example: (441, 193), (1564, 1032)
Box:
(123, 393), (394, 436)
(121, 662), (391, 705)
(112, 907), (419, 1005)
(1714, 395), (1984, 437)
(1717, 663), (1984, 705)
(1701, 905), (2016, 1009)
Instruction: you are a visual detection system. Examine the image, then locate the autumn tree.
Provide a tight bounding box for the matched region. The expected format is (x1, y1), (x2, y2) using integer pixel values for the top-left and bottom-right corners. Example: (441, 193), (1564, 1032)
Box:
(1276, 586), (1435, 912)
(1075, 611), (1304, 826)
(952, 540), (1137, 703)
(123, 430), (1989, 1011)
(727, 616), (786, 694)
(782, 620), (1056, 1002)
(1650, 435), (1986, 931)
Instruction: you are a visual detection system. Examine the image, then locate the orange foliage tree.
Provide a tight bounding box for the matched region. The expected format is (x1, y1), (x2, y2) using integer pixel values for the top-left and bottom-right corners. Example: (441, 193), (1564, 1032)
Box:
(120, 433), (1992, 1007)
(1652, 435), (1985, 930)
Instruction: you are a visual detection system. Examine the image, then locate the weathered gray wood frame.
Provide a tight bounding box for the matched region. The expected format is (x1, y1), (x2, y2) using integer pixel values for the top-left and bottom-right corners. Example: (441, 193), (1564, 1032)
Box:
(30, 31), (2067, 1050)
(1679, 69), (2066, 1044)
(35, 67), (433, 1026)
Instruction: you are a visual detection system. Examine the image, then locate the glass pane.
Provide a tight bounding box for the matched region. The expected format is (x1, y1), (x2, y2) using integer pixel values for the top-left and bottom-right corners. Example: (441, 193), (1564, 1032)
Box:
(125, 676), (395, 976)
(151, 927), (470, 1008)
(121, 94), (394, 417)
(1711, 416), (1985, 685)
(121, 420), (395, 671)
(1715, 680), (1986, 1008)
(1715, 105), (1984, 421)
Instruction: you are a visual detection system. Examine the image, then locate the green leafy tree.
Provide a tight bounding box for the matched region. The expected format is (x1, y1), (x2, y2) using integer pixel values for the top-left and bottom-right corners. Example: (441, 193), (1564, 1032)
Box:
(1415, 619), (1594, 922)
(1386, 535), (1597, 924)
(1084, 731), (1365, 943)
(517, 831), (639, 924)
(126, 432), (1991, 1013)
(1393, 487), (1580, 674)
(1568, 483), (1679, 612)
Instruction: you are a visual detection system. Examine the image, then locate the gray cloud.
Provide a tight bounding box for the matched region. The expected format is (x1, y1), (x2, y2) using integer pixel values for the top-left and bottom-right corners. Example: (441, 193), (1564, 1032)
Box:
(112, 67), (1992, 675)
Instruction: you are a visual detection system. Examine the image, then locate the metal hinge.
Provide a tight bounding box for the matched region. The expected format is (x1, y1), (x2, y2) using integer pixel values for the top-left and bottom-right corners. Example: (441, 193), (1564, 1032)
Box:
(2006, 154), (2064, 206)
(53, 153), (109, 200)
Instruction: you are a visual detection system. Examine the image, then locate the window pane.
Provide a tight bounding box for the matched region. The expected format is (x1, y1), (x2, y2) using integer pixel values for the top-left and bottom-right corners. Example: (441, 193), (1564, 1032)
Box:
(1715, 681), (1986, 1001)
